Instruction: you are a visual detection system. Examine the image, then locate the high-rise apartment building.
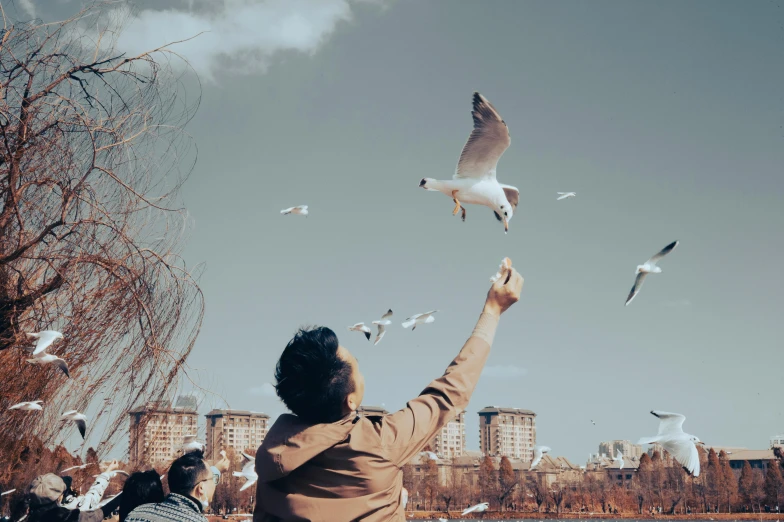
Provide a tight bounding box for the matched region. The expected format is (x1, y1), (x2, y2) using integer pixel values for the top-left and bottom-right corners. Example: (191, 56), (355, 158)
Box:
(478, 406), (536, 461)
(129, 395), (199, 466)
(204, 409), (270, 460)
(599, 440), (643, 460)
(771, 434), (784, 448)
(430, 411), (466, 459)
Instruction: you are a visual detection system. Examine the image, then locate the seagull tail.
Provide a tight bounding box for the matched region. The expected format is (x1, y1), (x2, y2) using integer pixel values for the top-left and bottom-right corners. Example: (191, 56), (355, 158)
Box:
(401, 320), (415, 329)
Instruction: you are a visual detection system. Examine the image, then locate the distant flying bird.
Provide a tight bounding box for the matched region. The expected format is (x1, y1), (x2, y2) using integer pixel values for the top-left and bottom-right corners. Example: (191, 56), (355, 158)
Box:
(180, 434), (205, 453)
(556, 192), (576, 200)
(591, 419), (596, 426)
(8, 400), (43, 411)
(461, 502), (489, 516)
(234, 452), (257, 492)
(625, 240), (679, 306)
(531, 445), (551, 470)
(27, 330), (64, 356)
(419, 92), (519, 233)
(347, 323), (371, 341)
(280, 205), (308, 217)
(60, 463), (94, 474)
(421, 451), (438, 461)
(638, 410), (702, 477)
(401, 311), (438, 331)
(27, 351), (69, 378)
(61, 410), (88, 439)
(1, 489), (16, 496)
(612, 449), (624, 470)
(371, 310), (393, 346)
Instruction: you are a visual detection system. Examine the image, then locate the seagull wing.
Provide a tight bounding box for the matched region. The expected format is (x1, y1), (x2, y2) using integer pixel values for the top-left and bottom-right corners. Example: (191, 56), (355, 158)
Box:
(239, 478), (257, 492)
(455, 92), (511, 180)
(241, 452), (255, 462)
(381, 309), (393, 320)
(462, 503), (482, 515)
(625, 272), (647, 306)
(75, 419), (87, 439)
(280, 208), (293, 214)
(32, 331), (60, 356)
(373, 323), (386, 346)
(54, 358), (70, 378)
(183, 435), (196, 443)
(499, 184), (520, 211)
(648, 240), (679, 266)
(662, 438), (700, 477)
(651, 410), (687, 435)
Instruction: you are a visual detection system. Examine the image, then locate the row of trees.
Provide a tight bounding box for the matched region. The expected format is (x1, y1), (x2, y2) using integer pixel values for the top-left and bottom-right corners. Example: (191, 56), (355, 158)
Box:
(403, 449), (784, 515)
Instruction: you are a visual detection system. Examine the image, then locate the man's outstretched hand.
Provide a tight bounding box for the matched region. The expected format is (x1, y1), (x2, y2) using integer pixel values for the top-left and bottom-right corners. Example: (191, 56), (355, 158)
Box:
(484, 259), (523, 316)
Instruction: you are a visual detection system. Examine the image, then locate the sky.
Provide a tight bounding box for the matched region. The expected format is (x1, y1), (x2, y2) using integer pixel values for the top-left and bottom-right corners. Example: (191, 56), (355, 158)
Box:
(14, 0), (784, 464)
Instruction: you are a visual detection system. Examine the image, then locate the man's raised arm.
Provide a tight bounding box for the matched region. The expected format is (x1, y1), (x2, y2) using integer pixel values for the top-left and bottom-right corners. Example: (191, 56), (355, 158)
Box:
(380, 264), (523, 467)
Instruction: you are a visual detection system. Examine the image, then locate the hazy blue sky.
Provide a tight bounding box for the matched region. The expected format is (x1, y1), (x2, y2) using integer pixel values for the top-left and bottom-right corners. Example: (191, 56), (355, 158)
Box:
(20, 0), (784, 463)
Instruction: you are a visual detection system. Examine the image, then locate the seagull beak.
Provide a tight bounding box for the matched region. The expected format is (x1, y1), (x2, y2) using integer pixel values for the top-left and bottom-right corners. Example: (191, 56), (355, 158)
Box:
(503, 217), (509, 233)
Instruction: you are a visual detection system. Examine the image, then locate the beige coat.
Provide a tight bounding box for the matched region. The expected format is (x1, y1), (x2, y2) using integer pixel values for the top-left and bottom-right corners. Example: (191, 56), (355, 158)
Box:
(253, 312), (499, 522)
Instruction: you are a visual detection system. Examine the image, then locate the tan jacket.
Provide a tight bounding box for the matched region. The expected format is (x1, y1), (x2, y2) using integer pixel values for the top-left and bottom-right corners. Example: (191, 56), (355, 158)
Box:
(253, 312), (500, 522)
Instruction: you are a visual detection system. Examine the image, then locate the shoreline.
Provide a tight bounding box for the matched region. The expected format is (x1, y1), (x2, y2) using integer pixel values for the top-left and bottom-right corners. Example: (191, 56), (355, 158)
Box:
(401, 513), (784, 520)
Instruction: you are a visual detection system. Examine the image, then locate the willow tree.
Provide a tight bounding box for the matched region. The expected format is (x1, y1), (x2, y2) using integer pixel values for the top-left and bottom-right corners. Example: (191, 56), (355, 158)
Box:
(0, 2), (204, 478)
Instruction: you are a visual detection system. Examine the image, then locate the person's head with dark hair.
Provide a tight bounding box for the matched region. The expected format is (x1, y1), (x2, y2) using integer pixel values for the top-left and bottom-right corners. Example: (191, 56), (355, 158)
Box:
(118, 470), (164, 522)
(167, 451), (217, 508)
(274, 326), (365, 424)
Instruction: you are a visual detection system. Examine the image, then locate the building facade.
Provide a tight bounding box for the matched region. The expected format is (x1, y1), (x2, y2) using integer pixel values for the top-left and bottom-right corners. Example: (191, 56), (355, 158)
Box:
(129, 396), (199, 466)
(599, 440), (643, 460)
(478, 406), (536, 461)
(771, 434), (784, 447)
(430, 411), (466, 459)
(204, 409), (270, 460)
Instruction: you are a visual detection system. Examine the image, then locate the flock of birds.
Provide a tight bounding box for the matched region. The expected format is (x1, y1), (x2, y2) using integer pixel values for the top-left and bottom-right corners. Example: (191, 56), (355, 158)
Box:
(5, 92), (699, 511)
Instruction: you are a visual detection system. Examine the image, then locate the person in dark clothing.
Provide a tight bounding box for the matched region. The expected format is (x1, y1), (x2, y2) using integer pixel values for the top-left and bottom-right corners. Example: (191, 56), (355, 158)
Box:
(117, 471), (164, 522)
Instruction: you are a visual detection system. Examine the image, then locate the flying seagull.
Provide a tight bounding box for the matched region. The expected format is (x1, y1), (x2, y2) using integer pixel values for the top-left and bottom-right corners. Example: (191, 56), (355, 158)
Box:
(638, 410), (702, 477)
(61, 410), (88, 439)
(612, 449), (624, 470)
(421, 451), (438, 461)
(280, 205), (308, 217)
(371, 309), (393, 346)
(180, 434), (205, 453)
(60, 463), (94, 474)
(347, 323), (371, 341)
(591, 419), (596, 426)
(531, 445), (551, 470)
(27, 351), (69, 378)
(461, 502), (490, 516)
(234, 452), (258, 492)
(419, 92), (519, 233)
(625, 240), (679, 306)
(401, 311), (438, 331)
(27, 330), (64, 356)
(557, 192), (576, 200)
(8, 400), (43, 411)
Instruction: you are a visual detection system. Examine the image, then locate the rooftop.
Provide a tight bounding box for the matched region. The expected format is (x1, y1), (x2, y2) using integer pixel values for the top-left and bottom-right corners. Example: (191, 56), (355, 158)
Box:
(478, 406), (536, 416)
(204, 409), (270, 418)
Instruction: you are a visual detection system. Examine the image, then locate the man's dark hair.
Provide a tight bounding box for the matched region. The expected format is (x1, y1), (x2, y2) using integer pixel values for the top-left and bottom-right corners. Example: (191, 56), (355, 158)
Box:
(167, 451), (208, 496)
(274, 326), (355, 424)
(119, 470), (165, 522)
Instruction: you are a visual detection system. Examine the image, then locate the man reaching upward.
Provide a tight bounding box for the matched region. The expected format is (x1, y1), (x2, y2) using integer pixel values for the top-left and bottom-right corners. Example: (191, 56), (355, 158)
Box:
(254, 262), (523, 521)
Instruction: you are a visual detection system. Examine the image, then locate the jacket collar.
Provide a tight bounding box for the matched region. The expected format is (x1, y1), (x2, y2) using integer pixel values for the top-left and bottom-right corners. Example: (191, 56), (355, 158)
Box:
(168, 493), (203, 514)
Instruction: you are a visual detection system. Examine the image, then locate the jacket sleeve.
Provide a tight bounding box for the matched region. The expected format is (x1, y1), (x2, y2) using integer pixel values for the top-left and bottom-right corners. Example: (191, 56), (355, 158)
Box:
(380, 312), (499, 467)
(78, 508), (107, 522)
(75, 474), (111, 511)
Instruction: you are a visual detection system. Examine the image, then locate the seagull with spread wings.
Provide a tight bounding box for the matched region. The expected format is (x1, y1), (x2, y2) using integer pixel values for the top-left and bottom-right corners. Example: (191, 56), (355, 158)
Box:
(347, 323), (372, 341)
(401, 311), (438, 331)
(27, 350), (69, 378)
(371, 309), (393, 346)
(531, 445), (551, 470)
(8, 400), (43, 411)
(638, 410), (703, 477)
(625, 240), (679, 306)
(419, 92), (519, 233)
(27, 330), (64, 356)
(61, 410), (88, 439)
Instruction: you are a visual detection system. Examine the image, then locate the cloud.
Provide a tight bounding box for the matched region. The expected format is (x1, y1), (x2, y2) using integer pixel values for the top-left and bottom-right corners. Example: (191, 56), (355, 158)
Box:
(17, 0), (37, 18)
(103, 0), (385, 81)
(249, 382), (277, 398)
(481, 365), (528, 379)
